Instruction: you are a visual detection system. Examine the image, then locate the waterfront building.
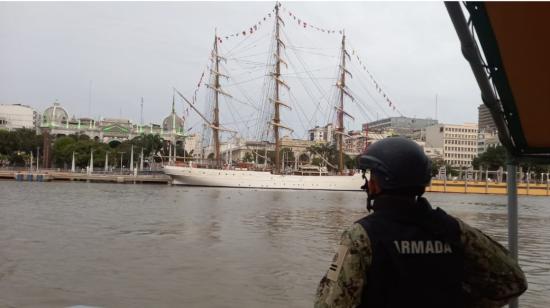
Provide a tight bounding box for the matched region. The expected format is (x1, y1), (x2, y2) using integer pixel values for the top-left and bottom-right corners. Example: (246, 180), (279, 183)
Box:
(424, 146), (444, 160)
(217, 139), (273, 163)
(477, 104), (501, 154)
(478, 130), (501, 154)
(161, 99), (185, 145)
(38, 101), (184, 143)
(308, 124), (334, 143)
(343, 130), (366, 156)
(415, 141), (444, 160)
(206, 136), (318, 166)
(308, 124), (372, 156)
(281, 137), (316, 163)
(183, 133), (201, 158)
(365, 132), (391, 147)
(425, 123), (478, 167)
(38, 101), (186, 167)
(363, 116), (438, 137)
(478, 104), (497, 133)
(308, 124), (375, 156)
(42, 103), (69, 128)
(0, 104), (39, 131)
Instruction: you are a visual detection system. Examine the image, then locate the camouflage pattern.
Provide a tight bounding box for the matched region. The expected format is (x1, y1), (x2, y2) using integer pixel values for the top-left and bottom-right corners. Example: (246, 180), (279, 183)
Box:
(457, 218), (527, 307)
(314, 223), (371, 308)
(314, 216), (527, 308)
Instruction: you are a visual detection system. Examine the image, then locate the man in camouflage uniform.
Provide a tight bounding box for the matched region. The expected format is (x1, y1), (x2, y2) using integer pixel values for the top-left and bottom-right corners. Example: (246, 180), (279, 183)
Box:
(315, 137), (527, 308)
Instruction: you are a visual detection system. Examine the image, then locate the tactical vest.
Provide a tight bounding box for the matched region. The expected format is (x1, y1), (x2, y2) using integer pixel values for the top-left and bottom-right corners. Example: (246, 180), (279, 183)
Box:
(356, 196), (464, 308)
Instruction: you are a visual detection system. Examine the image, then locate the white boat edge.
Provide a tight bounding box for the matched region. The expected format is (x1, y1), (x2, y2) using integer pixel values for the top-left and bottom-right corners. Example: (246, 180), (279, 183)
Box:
(163, 165), (365, 191)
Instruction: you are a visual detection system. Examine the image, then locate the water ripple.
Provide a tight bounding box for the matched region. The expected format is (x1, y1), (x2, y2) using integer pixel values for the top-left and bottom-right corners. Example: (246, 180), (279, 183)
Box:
(0, 183), (547, 307)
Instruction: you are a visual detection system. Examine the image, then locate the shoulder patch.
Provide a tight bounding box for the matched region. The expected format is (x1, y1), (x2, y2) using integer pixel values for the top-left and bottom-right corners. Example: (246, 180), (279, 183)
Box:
(327, 245), (349, 281)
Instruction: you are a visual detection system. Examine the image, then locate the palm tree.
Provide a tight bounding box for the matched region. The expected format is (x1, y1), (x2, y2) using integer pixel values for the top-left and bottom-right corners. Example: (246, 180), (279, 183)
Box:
(131, 134), (163, 157)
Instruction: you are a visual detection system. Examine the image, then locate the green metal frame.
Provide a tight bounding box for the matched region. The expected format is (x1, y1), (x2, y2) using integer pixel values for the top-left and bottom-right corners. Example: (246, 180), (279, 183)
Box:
(444, 4), (536, 308)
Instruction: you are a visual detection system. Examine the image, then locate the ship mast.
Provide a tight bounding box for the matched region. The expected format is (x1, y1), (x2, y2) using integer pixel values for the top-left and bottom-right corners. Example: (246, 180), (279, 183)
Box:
(212, 33), (222, 167)
(336, 31), (354, 174)
(207, 31), (231, 168)
(272, 2), (291, 174)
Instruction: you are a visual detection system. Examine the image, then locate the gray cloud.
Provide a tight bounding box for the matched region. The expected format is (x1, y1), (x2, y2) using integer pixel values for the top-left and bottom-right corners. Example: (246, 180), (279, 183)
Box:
(0, 1), (480, 138)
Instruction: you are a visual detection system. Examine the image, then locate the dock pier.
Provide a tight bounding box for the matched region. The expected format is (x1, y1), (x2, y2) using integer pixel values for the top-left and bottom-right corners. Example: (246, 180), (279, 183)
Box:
(0, 169), (170, 184)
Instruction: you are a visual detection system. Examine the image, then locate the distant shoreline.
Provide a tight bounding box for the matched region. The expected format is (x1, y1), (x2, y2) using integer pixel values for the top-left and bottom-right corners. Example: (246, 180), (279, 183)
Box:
(427, 179), (550, 197)
(0, 169), (170, 185)
(3, 169), (550, 197)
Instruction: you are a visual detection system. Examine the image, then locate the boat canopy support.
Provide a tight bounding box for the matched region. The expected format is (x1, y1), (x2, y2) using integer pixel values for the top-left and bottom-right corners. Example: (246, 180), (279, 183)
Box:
(444, 2), (550, 307)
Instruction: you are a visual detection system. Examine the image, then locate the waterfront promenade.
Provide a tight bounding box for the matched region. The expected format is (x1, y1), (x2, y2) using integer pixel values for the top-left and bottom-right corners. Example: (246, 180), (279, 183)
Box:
(2, 168), (550, 196)
(0, 168), (170, 184)
(427, 179), (550, 196)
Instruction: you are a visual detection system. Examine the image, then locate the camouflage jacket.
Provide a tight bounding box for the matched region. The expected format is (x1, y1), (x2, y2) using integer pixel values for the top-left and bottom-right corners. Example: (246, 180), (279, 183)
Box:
(314, 217), (527, 308)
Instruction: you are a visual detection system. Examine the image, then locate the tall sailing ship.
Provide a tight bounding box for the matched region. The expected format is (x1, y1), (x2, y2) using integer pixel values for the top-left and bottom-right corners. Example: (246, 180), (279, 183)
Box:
(164, 3), (377, 191)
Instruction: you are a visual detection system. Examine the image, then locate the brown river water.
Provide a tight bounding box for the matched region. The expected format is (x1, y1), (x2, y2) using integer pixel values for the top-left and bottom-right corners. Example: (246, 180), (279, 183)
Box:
(0, 181), (549, 308)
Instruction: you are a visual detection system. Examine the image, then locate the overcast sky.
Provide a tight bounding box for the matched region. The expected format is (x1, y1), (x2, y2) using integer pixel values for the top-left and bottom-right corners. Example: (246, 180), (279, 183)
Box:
(0, 1), (481, 138)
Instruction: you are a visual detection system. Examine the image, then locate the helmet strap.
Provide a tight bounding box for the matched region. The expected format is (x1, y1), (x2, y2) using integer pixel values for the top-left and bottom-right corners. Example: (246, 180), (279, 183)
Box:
(361, 170), (375, 212)
(366, 195), (374, 212)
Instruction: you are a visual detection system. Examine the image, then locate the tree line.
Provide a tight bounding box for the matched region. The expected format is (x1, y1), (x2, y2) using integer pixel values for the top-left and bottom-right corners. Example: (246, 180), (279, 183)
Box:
(0, 128), (174, 169)
(0, 129), (42, 166)
(0, 129), (363, 171)
(472, 145), (550, 174)
(51, 134), (166, 169)
(430, 145), (550, 177)
(6, 129), (545, 174)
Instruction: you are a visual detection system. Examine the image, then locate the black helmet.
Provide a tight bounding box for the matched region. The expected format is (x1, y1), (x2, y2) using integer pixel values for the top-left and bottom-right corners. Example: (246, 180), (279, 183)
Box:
(358, 137), (431, 192)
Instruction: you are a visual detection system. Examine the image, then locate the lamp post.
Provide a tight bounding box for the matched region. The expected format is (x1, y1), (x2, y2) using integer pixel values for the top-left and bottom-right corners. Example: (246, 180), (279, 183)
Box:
(130, 145), (134, 172)
(36, 146), (40, 172)
(29, 151), (33, 173)
(120, 152), (125, 174)
(89, 149), (94, 175)
(105, 151), (109, 173)
(140, 148), (144, 171)
(71, 151), (76, 173)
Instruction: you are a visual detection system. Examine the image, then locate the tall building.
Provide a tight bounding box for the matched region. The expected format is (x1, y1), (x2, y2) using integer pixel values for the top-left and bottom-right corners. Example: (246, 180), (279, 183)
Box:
(0, 104), (38, 131)
(425, 123), (478, 167)
(478, 104), (497, 133)
(363, 116), (438, 137)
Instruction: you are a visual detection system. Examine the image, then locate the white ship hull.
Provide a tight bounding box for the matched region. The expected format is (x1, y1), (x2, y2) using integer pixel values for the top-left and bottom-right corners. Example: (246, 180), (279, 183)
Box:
(163, 165), (364, 191)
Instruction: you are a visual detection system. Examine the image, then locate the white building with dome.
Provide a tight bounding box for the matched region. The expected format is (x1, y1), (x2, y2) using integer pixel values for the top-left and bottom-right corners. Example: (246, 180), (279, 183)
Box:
(161, 97), (185, 144)
(37, 100), (188, 146)
(41, 102), (69, 128)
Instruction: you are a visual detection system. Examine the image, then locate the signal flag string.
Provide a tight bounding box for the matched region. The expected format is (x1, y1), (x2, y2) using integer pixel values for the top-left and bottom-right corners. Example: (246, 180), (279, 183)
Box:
(350, 47), (403, 116)
(279, 3), (344, 35)
(182, 66), (208, 119)
(216, 10), (274, 44)
(216, 3), (345, 44)
(208, 3), (401, 115)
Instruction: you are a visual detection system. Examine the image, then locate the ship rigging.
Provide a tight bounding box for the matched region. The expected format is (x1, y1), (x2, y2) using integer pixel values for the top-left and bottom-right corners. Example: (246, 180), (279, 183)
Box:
(166, 2), (402, 190)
